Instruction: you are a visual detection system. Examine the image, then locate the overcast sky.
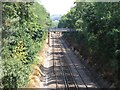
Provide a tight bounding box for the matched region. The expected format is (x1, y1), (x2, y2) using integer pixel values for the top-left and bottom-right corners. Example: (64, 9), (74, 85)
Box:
(40, 0), (76, 15)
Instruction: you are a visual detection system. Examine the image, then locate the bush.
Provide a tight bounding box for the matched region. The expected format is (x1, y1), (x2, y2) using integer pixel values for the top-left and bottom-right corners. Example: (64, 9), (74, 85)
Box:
(1, 2), (51, 88)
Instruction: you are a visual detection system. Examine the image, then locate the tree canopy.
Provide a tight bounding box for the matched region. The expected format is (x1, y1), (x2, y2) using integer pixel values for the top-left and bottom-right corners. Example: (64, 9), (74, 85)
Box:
(58, 2), (120, 87)
(1, 1), (51, 88)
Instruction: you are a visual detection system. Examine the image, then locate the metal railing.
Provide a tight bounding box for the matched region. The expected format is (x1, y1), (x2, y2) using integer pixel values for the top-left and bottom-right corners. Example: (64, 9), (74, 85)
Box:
(48, 28), (75, 32)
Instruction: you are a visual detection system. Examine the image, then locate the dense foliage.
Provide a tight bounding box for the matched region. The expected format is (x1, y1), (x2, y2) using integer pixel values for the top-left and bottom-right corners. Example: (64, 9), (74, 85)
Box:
(58, 2), (120, 87)
(1, 2), (51, 88)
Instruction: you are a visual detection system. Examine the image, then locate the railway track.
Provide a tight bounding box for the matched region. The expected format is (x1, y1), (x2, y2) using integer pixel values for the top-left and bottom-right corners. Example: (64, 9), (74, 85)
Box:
(52, 33), (72, 89)
(50, 32), (98, 89)
(56, 33), (79, 89)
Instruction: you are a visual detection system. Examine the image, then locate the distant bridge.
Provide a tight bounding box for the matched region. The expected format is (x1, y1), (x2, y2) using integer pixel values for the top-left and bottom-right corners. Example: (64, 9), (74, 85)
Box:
(48, 28), (75, 46)
(48, 28), (75, 32)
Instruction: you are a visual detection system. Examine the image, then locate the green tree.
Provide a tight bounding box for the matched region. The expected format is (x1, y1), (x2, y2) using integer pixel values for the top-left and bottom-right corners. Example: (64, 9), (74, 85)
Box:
(58, 2), (120, 87)
(1, 2), (51, 88)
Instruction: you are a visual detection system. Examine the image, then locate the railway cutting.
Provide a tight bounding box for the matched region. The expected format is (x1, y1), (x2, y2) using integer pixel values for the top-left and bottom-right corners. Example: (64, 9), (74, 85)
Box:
(40, 31), (100, 89)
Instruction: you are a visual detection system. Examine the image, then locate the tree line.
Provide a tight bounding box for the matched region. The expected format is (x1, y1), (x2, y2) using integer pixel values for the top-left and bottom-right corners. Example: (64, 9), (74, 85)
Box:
(58, 2), (120, 88)
(1, 1), (51, 88)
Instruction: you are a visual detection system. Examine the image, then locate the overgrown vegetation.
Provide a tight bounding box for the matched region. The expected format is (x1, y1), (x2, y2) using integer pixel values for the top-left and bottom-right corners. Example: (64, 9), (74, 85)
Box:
(58, 2), (120, 88)
(1, 1), (51, 88)
(51, 21), (59, 28)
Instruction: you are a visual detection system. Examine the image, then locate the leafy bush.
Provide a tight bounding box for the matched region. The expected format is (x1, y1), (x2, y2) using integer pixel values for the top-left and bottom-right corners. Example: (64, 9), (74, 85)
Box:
(58, 2), (120, 87)
(1, 2), (51, 88)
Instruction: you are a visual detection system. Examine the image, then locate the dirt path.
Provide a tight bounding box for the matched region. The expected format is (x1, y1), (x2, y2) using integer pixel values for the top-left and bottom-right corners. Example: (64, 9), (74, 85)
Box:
(40, 32), (100, 89)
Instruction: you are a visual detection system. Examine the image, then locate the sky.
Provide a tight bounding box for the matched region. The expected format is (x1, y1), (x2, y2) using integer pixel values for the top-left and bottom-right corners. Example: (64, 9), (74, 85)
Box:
(40, 0), (76, 15)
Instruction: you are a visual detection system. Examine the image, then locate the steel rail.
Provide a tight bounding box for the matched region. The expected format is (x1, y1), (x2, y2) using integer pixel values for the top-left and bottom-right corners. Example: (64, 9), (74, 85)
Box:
(55, 33), (69, 90)
(59, 37), (89, 89)
(56, 33), (79, 90)
(52, 34), (58, 89)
